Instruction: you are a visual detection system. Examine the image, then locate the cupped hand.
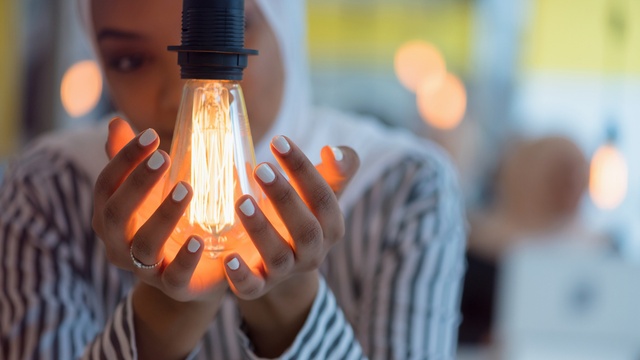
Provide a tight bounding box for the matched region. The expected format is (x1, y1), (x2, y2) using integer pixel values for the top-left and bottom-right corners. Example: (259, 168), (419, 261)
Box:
(93, 118), (228, 303)
(94, 118), (359, 304)
(222, 135), (360, 300)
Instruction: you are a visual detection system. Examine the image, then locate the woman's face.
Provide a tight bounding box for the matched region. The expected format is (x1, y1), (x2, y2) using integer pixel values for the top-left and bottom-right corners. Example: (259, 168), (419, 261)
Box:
(91, 0), (285, 151)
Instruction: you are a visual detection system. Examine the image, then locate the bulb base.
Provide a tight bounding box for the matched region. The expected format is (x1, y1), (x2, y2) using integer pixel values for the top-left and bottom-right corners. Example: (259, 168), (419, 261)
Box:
(168, 0), (257, 80)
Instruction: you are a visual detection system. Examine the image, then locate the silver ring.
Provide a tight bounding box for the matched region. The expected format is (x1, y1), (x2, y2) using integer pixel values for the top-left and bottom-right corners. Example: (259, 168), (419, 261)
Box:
(130, 244), (163, 270)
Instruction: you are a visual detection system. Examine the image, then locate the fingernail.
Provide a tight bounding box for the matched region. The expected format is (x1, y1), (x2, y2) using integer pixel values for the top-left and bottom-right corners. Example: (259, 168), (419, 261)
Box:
(272, 135), (291, 154)
(147, 151), (165, 170)
(256, 164), (276, 184)
(227, 257), (240, 271)
(139, 129), (157, 147)
(331, 147), (344, 162)
(187, 237), (201, 253)
(172, 183), (188, 202)
(239, 198), (255, 217)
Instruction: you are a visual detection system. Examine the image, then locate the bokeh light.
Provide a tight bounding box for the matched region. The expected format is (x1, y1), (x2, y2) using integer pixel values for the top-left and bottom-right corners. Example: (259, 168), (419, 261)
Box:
(589, 144), (628, 210)
(61, 60), (103, 118)
(394, 40), (446, 93)
(417, 73), (467, 130)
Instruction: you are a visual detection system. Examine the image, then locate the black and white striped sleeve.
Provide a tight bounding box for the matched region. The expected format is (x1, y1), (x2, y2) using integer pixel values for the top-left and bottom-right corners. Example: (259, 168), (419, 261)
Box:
(237, 276), (365, 360)
(367, 157), (466, 359)
(0, 151), (137, 359)
(328, 155), (467, 360)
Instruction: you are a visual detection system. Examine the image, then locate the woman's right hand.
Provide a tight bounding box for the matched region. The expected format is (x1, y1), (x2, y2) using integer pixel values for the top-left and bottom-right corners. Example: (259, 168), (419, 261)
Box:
(93, 118), (230, 359)
(92, 118), (228, 303)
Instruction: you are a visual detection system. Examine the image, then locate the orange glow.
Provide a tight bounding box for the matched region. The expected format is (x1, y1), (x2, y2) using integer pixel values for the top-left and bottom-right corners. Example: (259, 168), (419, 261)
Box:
(417, 73), (466, 130)
(394, 40), (446, 93)
(61, 60), (103, 117)
(589, 144), (628, 210)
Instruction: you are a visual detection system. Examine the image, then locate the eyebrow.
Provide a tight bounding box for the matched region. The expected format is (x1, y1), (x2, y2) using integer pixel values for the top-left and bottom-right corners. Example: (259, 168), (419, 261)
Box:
(97, 29), (145, 42)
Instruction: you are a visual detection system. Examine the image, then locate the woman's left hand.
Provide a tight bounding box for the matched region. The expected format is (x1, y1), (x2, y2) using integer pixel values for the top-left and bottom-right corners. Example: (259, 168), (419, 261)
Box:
(224, 135), (359, 300)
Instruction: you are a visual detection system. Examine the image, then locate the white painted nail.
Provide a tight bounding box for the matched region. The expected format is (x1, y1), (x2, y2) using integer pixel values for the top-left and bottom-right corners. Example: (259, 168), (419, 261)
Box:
(239, 198), (255, 217)
(331, 146), (344, 162)
(272, 135), (291, 154)
(147, 151), (165, 170)
(227, 258), (240, 271)
(256, 164), (276, 184)
(139, 129), (157, 147)
(172, 183), (188, 202)
(187, 237), (201, 253)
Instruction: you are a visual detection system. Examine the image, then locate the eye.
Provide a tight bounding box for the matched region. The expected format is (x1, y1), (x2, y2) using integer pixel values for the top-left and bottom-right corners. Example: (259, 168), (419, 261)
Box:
(108, 54), (146, 73)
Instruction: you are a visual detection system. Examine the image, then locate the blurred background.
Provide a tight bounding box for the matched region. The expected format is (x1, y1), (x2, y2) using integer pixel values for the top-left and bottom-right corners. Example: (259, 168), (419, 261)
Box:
(1, 0), (640, 358)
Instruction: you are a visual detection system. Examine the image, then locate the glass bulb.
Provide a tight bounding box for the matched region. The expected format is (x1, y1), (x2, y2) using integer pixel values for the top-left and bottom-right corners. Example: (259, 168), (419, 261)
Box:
(165, 79), (261, 257)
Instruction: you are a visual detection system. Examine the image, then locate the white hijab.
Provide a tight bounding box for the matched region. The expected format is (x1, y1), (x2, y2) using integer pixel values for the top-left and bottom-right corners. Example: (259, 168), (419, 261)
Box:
(72, 0), (451, 211)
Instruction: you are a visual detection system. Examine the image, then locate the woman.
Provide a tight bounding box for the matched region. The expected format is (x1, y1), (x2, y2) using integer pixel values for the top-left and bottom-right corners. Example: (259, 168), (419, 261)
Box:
(0, 0), (466, 358)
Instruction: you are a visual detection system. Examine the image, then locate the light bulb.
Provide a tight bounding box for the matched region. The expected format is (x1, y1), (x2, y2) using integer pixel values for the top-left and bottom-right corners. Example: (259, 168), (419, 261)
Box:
(589, 143), (628, 210)
(165, 79), (260, 257)
(165, 0), (261, 258)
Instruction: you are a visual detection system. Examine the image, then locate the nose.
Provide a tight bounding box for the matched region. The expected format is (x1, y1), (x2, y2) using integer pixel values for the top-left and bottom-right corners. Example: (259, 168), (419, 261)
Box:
(159, 66), (184, 115)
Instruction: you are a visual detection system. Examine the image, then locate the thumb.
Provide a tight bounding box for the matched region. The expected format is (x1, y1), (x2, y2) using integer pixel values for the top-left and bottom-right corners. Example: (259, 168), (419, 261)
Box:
(106, 117), (136, 159)
(316, 146), (360, 197)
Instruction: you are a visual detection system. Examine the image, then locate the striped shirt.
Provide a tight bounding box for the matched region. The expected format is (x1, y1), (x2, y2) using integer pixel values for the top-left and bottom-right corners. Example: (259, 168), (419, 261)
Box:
(0, 127), (466, 359)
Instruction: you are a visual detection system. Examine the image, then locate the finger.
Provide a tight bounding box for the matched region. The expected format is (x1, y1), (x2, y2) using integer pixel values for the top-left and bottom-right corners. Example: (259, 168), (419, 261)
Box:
(161, 236), (204, 300)
(102, 150), (170, 229)
(107, 117), (136, 159)
(224, 254), (266, 300)
(316, 145), (360, 197)
(236, 196), (294, 278)
(254, 162), (325, 261)
(94, 127), (160, 210)
(131, 182), (192, 268)
(270, 136), (344, 240)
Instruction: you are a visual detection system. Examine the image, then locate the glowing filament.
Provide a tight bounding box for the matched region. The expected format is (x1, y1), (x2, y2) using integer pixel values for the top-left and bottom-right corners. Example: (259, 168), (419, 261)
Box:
(190, 82), (235, 234)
